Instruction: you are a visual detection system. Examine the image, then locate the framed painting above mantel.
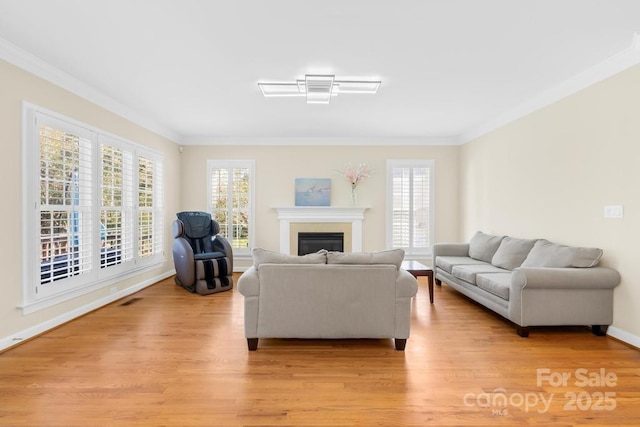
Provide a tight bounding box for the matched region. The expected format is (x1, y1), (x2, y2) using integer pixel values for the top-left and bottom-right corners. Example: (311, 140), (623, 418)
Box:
(295, 178), (331, 206)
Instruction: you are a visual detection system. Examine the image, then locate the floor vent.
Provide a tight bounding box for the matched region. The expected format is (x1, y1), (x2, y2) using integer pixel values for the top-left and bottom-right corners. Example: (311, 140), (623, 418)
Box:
(120, 297), (143, 306)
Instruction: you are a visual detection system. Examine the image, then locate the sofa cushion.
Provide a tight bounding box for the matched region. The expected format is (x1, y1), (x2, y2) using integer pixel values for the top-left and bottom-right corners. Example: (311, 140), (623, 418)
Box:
(252, 248), (327, 269)
(327, 249), (404, 270)
(520, 239), (603, 268)
(468, 231), (504, 263)
(491, 237), (537, 270)
(476, 273), (511, 301)
(435, 256), (487, 274)
(451, 264), (509, 285)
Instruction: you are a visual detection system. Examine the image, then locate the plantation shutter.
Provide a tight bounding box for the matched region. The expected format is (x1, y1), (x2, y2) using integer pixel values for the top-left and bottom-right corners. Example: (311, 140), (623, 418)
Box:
(231, 167), (250, 250)
(138, 155), (156, 259)
(411, 166), (431, 249)
(99, 138), (134, 269)
(153, 160), (164, 256)
(392, 166), (411, 248)
(388, 160), (434, 254)
(208, 161), (254, 255)
(38, 119), (93, 288)
(211, 167), (230, 239)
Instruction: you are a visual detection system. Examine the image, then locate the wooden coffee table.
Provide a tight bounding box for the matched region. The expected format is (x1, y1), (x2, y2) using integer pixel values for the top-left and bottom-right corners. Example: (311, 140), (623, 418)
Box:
(401, 260), (434, 303)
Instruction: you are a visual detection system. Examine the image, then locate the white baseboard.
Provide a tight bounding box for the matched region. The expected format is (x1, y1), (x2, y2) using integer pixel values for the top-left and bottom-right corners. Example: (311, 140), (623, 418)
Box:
(0, 270), (175, 353)
(607, 326), (640, 349)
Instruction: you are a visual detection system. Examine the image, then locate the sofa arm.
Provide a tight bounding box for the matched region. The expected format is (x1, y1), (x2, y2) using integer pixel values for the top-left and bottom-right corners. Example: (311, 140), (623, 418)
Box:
(237, 266), (260, 339)
(512, 267), (621, 290)
(396, 269), (419, 298)
(432, 243), (470, 266)
(238, 266), (260, 296)
(509, 266), (620, 329)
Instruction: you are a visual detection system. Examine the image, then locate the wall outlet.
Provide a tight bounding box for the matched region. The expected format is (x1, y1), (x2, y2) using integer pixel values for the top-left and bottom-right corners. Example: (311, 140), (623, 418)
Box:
(604, 205), (624, 219)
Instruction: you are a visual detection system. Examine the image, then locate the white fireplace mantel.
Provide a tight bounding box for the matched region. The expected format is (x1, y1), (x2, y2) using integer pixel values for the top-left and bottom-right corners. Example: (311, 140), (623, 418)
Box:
(274, 206), (368, 254)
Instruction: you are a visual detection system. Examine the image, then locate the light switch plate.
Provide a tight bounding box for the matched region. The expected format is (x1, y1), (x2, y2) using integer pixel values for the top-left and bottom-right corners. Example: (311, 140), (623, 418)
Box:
(604, 205), (624, 219)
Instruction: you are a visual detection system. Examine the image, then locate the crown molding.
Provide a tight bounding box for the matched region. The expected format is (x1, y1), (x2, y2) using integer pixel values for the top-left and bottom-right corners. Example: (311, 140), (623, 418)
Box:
(5, 30), (639, 148)
(0, 36), (181, 144)
(180, 136), (463, 146)
(461, 33), (640, 144)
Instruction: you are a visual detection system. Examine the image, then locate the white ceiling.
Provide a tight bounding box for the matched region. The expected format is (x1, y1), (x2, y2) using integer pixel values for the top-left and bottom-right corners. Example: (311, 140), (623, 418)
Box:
(1, 0), (639, 144)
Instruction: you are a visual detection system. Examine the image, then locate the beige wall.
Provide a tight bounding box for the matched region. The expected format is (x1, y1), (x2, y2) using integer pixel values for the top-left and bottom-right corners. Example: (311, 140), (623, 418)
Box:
(460, 63), (640, 340)
(0, 60), (180, 341)
(179, 144), (460, 268)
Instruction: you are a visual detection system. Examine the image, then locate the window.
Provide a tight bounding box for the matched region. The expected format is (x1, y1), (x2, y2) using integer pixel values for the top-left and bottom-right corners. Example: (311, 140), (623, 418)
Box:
(137, 154), (164, 259)
(386, 160), (434, 257)
(38, 120), (94, 287)
(23, 105), (164, 311)
(207, 160), (255, 257)
(100, 138), (134, 270)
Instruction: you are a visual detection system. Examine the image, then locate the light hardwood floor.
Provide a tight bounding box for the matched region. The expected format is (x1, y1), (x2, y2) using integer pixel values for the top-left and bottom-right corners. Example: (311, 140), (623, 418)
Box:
(1, 273), (639, 426)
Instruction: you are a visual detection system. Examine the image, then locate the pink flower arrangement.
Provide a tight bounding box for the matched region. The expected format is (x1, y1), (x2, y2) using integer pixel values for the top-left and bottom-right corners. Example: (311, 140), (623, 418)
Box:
(337, 162), (373, 189)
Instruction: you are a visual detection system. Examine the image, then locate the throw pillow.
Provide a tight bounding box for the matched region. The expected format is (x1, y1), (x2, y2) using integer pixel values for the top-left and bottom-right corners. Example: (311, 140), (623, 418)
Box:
(491, 237), (537, 270)
(520, 239), (603, 268)
(326, 248), (405, 270)
(468, 231), (504, 263)
(252, 248), (327, 269)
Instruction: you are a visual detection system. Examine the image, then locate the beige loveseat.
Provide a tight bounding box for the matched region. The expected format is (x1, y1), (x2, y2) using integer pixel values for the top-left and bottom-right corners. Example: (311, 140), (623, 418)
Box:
(237, 248), (418, 351)
(433, 232), (621, 337)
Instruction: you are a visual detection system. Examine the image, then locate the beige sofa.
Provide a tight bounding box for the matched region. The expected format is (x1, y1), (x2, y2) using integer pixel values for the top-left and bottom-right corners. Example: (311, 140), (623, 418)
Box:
(433, 232), (621, 337)
(237, 248), (418, 350)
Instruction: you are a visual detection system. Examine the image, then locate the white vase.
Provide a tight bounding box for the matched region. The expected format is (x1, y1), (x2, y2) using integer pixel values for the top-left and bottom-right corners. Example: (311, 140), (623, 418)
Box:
(351, 185), (358, 206)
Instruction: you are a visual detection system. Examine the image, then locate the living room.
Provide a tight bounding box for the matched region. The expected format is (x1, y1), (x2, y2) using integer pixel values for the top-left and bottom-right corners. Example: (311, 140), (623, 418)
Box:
(1, 1), (640, 425)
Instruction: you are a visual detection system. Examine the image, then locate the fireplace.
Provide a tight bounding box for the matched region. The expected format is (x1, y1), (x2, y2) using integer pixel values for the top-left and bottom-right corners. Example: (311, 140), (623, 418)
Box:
(298, 232), (344, 255)
(274, 207), (368, 254)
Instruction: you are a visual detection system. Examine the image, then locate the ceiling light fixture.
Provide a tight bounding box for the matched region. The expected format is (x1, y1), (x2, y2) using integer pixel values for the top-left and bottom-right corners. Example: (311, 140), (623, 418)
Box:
(258, 74), (381, 104)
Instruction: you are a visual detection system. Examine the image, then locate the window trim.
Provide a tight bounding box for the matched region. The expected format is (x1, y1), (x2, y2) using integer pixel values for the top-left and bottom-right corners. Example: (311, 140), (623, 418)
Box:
(386, 159), (435, 258)
(206, 159), (255, 258)
(21, 102), (164, 314)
